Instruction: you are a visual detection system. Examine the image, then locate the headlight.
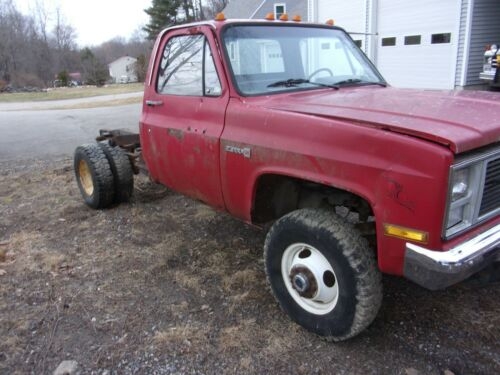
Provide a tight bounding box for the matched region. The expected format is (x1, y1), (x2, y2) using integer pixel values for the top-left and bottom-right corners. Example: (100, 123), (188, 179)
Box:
(445, 147), (500, 239)
(445, 162), (482, 237)
(451, 168), (469, 201)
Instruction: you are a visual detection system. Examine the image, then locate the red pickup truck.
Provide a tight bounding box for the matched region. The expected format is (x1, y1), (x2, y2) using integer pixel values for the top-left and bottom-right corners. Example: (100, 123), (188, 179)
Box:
(74, 16), (500, 341)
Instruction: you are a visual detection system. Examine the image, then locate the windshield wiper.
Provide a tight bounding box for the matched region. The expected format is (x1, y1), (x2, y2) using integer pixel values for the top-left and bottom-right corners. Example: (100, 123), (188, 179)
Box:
(333, 78), (387, 87)
(267, 78), (339, 89)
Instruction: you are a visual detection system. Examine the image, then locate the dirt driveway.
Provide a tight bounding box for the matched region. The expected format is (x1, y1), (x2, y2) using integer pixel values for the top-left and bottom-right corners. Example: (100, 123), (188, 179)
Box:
(0, 155), (499, 375)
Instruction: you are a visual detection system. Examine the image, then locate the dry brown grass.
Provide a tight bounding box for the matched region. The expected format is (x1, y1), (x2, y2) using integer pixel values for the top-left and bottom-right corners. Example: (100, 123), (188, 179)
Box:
(41, 96), (141, 110)
(218, 318), (257, 351)
(153, 323), (210, 354)
(173, 270), (202, 292)
(0, 83), (143, 103)
(3, 230), (72, 275)
(222, 269), (259, 291)
(193, 205), (217, 220)
(38, 253), (67, 274)
(1, 160), (499, 374)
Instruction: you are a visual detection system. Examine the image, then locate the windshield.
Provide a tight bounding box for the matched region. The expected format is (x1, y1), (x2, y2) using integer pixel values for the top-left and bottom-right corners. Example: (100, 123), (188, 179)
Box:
(222, 25), (385, 95)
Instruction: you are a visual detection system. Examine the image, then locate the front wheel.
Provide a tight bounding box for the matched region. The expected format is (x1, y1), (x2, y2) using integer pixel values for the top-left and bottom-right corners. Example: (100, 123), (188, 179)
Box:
(264, 209), (382, 341)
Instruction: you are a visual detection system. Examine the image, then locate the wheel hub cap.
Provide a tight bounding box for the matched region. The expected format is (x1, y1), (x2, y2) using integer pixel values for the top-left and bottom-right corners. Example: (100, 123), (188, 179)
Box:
(281, 243), (339, 315)
(290, 266), (317, 298)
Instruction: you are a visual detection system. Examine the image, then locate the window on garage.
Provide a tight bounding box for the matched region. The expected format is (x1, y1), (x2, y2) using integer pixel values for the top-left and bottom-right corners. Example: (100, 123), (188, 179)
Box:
(274, 3), (285, 19)
(404, 35), (421, 45)
(431, 33), (451, 44)
(381, 37), (396, 46)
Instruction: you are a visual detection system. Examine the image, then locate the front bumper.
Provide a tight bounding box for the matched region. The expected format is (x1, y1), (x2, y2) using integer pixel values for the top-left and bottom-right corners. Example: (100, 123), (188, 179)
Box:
(404, 224), (500, 290)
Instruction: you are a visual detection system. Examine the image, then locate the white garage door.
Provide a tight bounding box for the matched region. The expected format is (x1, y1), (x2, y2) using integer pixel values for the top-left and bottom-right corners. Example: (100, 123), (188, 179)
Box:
(317, 0), (368, 52)
(377, 0), (460, 89)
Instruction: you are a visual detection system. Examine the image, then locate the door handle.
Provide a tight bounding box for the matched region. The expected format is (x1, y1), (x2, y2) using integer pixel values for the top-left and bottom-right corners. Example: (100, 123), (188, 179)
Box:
(145, 100), (164, 107)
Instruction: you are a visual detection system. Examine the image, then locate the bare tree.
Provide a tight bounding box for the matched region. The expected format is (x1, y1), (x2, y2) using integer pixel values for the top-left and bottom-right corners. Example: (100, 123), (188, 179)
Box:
(0, 0), (148, 89)
(203, 0), (228, 19)
(52, 8), (79, 75)
(0, 0), (80, 87)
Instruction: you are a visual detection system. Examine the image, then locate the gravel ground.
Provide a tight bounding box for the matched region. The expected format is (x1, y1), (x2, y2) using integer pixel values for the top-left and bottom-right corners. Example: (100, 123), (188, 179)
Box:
(0, 157), (499, 375)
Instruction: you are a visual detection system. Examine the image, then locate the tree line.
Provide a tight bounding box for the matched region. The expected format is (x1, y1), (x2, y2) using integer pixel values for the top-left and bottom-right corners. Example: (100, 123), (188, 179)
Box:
(143, 0), (228, 40)
(0, 0), (151, 89)
(0, 0), (228, 90)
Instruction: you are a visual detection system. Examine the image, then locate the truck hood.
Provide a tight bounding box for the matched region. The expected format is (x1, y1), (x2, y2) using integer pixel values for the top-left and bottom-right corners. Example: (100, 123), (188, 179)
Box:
(264, 87), (500, 153)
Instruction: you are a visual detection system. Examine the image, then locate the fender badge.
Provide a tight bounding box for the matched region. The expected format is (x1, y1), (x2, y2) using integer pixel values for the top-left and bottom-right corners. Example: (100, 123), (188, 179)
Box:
(225, 145), (251, 159)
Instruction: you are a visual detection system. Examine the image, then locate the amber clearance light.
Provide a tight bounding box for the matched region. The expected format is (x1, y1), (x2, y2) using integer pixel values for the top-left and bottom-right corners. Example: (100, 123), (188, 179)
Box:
(214, 12), (226, 21)
(265, 12), (275, 20)
(383, 224), (429, 244)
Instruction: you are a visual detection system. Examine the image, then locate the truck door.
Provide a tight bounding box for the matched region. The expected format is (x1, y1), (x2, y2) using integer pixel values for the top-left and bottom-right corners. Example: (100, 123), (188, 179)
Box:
(141, 26), (229, 209)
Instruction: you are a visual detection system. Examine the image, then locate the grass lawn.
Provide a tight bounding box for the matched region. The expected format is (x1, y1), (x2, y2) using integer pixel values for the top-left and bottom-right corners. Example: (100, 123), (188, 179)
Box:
(0, 83), (144, 103)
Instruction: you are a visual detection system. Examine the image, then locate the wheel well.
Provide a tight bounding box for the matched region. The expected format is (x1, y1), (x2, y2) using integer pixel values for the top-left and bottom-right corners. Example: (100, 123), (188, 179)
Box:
(252, 174), (376, 247)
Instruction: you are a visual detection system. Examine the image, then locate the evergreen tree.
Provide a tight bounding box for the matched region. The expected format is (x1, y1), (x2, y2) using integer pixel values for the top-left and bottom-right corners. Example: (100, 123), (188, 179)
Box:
(143, 0), (182, 41)
(134, 54), (148, 83)
(80, 47), (109, 86)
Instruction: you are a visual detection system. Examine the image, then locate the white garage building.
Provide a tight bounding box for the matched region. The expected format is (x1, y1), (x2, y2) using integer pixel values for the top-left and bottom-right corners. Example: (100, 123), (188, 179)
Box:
(308, 0), (500, 89)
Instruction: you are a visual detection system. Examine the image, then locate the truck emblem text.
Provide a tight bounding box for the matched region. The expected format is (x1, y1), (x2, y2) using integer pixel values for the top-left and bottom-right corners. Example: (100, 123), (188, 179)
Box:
(225, 145), (251, 159)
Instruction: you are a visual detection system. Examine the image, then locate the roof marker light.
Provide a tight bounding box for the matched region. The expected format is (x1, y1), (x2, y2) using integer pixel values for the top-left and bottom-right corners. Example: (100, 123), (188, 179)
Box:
(214, 12), (226, 21)
(279, 13), (289, 21)
(326, 19), (335, 26)
(292, 15), (302, 22)
(265, 12), (275, 20)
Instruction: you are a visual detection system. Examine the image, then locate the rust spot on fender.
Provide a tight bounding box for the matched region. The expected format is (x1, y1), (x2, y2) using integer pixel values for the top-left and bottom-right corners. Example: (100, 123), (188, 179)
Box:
(385, 178), (415, 212)
(167, 128), (184, 141)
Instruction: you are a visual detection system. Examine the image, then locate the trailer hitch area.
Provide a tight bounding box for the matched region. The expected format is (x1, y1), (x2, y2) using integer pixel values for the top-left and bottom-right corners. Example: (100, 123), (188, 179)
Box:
(96, 129), (146, 175)
(97, 129), (141, 151)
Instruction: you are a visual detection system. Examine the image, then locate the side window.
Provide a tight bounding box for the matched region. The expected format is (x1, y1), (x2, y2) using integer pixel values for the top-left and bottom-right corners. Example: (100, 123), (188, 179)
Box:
(204, 42), (222, 96)
(157, 34), (221, 97)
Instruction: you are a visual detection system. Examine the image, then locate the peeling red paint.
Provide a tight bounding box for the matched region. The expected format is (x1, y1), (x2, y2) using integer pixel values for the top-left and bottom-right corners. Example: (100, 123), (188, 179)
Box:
(167, 128), (184, 141)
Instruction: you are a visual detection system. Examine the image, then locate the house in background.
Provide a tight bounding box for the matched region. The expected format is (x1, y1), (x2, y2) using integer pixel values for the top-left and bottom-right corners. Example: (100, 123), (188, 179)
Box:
(223, 0), (307, 20)
(222, 0), (500, 90)
(309, 0), (500, 90)
(108, 56), (138, 84)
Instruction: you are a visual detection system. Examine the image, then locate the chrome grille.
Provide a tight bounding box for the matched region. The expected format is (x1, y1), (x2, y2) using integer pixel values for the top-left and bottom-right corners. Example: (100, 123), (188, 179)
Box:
(479, 157), (500, 217)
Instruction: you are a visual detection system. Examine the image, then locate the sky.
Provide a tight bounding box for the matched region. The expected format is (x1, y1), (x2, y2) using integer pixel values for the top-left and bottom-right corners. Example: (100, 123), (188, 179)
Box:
(15, 0), (152, 46)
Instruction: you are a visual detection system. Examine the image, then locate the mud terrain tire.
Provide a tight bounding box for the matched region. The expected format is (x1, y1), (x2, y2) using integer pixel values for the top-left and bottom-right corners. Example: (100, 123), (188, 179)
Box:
(74, 143), (115, 209)
(98, 142), (134, 203)
(264, 208), (382, 341)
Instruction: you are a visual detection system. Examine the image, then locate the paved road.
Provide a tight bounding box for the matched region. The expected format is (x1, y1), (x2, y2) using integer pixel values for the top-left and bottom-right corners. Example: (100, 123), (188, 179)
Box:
(0, 93), (142, 162)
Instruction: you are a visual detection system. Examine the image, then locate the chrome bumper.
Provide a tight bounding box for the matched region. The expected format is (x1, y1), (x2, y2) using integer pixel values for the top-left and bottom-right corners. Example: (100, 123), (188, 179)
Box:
(404, 224), (500, 290)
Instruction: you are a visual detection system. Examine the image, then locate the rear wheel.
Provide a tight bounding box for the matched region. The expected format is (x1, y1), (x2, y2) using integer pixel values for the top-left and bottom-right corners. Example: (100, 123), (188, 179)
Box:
(74, 143), (115, 209)
(98, 142), (134, 203)
(264, 208), (382, 341)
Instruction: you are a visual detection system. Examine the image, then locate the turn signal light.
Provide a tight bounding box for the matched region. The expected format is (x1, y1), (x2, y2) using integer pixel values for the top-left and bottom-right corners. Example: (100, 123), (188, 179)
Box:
(279, 13), (289, 21)
(384, 224), (429, 244)
(325, 19), (335, 26)
(292, 15), (302, 22)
